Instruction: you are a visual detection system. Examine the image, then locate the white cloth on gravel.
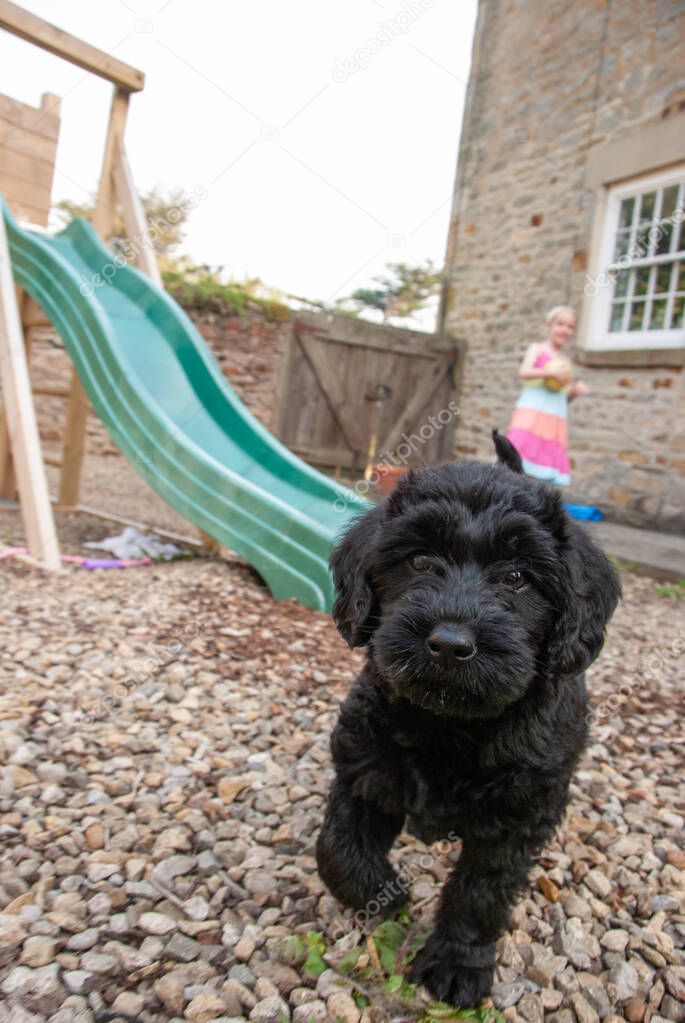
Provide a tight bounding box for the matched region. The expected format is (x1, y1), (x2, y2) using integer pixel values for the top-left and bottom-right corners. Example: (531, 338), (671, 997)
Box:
(84, 526), (185, 561)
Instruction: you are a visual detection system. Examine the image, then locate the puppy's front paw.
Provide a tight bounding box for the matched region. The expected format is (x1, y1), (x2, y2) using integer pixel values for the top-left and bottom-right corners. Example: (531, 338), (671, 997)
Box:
(408, 934), (495, 1008)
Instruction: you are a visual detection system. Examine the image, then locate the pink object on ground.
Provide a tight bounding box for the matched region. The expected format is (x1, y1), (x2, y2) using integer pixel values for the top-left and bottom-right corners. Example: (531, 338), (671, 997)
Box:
(81, 557), (151, 569)
(0, 547), (28, 559)
(0, 547), (151, 569)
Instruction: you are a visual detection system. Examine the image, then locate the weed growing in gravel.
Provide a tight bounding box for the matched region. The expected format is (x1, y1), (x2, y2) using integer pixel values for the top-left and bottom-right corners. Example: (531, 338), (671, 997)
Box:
(283, 913), (505, 1022)
(656, 578), (685, 599)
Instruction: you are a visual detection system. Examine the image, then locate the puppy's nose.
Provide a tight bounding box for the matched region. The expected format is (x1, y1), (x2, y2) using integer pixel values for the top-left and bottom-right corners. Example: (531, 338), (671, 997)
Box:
(427, 623), (476, 664)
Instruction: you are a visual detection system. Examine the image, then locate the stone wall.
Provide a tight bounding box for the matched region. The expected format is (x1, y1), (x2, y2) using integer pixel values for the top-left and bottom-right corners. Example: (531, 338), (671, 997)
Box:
(441, 0), (685, 531)
(188, 306), (288, 429)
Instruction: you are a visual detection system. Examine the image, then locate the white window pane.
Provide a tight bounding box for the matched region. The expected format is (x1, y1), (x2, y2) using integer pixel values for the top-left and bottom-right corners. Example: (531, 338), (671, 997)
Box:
(634, 265), (650, 296)
(638, 191), (656, 221)
(619, 197), (635, 229)
(609, 302), (625, 332)
(654, 263), (673, 293)
(655, 220), (674, 256)
(613, 229), (631, 260)
(661, 184), (679, 219)
(628, 301), (645, 330)
(672, 295), (684, 328)
(635, 224), (651, 256)
(648, 299), (668, 330)
(614, 270), (630, 298)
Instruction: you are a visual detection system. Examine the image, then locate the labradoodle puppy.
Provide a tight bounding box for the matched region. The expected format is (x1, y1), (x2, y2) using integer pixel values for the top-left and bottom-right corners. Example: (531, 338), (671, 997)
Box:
(316, 435), (620, 1007)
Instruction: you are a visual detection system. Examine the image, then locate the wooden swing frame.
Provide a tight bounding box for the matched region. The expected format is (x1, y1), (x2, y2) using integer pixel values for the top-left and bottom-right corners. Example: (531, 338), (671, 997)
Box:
(0, 0), (163, 567)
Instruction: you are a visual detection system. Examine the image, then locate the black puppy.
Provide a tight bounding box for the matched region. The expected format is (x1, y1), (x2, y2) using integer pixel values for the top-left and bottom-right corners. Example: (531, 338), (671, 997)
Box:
(316, 436), (620, 1007)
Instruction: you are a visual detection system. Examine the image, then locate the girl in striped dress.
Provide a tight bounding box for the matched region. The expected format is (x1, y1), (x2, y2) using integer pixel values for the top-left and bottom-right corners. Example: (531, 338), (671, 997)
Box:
(506, 306), (589, 486)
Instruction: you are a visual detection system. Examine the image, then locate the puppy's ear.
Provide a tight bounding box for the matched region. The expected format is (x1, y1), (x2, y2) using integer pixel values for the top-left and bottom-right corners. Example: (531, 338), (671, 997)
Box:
(548, 520), (621, 677)
(330, 506), (383, 647)
(493, 429), (523, 474)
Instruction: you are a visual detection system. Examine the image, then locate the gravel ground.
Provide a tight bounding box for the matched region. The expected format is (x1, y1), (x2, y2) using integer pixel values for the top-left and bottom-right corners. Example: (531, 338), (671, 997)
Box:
(0, 554), (683, 1023)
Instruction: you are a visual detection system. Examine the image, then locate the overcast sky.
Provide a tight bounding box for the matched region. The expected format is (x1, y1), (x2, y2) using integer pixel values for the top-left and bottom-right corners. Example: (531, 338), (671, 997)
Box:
(1, 0), (477, 315)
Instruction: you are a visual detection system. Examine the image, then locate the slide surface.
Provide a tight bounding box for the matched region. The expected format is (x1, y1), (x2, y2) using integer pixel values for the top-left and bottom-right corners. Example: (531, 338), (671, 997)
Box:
(2, 197), (370, 611)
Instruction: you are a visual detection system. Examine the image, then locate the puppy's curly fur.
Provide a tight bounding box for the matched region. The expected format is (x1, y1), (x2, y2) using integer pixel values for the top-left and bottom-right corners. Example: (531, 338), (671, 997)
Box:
(316, 437), (620, 1007)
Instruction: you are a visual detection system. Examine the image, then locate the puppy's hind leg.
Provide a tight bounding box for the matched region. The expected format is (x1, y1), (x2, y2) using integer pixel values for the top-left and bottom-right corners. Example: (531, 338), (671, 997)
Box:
(316, 778), (407, 915)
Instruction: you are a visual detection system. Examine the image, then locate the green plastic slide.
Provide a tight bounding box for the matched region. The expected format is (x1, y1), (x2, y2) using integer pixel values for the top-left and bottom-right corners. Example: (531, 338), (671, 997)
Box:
(2, 197), (371, 611)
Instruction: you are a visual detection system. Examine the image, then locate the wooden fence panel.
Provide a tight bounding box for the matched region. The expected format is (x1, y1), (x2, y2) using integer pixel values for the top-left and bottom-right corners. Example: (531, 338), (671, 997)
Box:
(274, 312), (463, 473)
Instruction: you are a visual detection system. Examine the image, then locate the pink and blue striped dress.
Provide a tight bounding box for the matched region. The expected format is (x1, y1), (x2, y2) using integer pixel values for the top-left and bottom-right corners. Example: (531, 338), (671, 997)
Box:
(507, 349), (571, 486)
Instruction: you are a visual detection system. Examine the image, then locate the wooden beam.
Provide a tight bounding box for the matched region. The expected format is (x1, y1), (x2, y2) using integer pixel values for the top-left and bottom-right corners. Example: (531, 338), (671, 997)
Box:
(0, 1), (145, 92)
(0, 209), (60, 568)
(55, 87), (130, 508)
(93, 88), (130, 241)
(57, 370), (89, 509)
(113, 140), (162, 286)
(273, 322), (297, 440)
(197, 529), (222, 555)
(78, 504), (204, 548)
(32, 385), (70, 398)
(0, 407), (16, 498)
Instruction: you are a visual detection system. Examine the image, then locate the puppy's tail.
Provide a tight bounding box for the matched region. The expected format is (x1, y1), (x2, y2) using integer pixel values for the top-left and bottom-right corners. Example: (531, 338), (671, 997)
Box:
(492, 428), (523, 474)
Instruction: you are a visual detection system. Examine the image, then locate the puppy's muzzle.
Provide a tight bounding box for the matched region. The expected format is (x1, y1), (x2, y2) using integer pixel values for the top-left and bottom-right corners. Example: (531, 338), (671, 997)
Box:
(427, 622), (477, 666)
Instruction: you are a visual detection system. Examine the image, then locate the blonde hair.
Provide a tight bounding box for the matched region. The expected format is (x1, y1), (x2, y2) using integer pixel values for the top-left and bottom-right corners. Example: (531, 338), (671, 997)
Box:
(545, 305), (575, 326)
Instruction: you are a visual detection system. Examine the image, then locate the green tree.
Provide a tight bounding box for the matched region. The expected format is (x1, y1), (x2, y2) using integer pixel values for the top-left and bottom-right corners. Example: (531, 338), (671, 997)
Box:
(344, 260), (442, 321)
(55, 185), (193, 260)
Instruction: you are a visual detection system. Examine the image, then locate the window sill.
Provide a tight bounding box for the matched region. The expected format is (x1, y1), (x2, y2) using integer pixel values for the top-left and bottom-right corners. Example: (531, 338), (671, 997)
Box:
(577, 346), (685, 367)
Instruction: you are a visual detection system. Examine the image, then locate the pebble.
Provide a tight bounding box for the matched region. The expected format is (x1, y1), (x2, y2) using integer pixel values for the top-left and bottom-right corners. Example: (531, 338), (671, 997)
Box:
(235, 925), (260, 962)
(19, 937), (55, 967)
(111, 990), (145, 1016)
(293, 1000), (327, 1023)
(601, 929), (630, 953)
(155, 972), (186, 1015)
(1, 962), (65, 1015)
(327, 991), (361, 1023)
(249, 994), (290, 1021)
(553, 918), (600, 969)
(139, 911), (178, 935)
(571, 992), (600, 1023)
(609, 960), (639, 1000)
(185, 991), (229, 1022)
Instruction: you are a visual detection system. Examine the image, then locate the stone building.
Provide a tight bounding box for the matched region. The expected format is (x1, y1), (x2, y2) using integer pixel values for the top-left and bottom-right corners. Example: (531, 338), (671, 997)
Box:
(440, 0), (685, 531)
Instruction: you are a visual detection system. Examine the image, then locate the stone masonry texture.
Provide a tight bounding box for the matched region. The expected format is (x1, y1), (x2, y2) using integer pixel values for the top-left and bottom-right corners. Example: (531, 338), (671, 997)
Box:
(441, 0), (685, 532)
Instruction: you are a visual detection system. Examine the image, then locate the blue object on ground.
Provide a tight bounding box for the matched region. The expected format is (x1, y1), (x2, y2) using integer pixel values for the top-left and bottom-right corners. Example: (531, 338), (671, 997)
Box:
(564, 503), (604, 522)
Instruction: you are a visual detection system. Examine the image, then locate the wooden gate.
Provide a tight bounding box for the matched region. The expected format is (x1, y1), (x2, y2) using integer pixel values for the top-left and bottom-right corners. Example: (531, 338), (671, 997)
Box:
(273, 312), (463, 472)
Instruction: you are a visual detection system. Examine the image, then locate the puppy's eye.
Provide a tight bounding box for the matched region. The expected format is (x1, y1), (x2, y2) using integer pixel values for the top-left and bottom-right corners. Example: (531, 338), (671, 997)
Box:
(410, 554), (436, 573)
(503, 569), (526, 590)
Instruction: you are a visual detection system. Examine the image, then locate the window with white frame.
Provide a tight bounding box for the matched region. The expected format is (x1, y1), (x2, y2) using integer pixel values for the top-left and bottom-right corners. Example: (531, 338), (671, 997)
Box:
(586, 168), (685, 350)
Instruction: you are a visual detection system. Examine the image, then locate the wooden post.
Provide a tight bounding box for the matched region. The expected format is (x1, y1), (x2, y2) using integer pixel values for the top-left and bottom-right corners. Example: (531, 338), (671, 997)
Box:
(56, 371), (89, 509)
(0, 407), (16, 498)
(92, 88), (129, 240)
(57, 87), (129, 509)
(0, 209), (61, 568)
(113, 140), (161, 286)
